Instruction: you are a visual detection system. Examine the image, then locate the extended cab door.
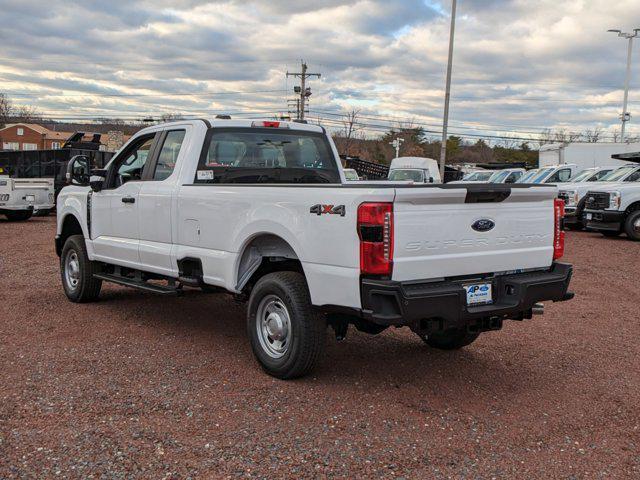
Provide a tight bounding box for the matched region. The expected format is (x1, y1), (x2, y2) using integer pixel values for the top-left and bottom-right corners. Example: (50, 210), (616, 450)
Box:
(91, 133), (159, 265)
(137, 128), (188, 274)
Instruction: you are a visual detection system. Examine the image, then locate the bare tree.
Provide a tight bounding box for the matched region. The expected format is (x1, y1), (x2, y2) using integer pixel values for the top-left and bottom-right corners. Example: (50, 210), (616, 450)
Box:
(583, 127), (603, 143)
(0, 93), (41, 127)
(340, 108), (360, 155)
(611, 129), (620, 143)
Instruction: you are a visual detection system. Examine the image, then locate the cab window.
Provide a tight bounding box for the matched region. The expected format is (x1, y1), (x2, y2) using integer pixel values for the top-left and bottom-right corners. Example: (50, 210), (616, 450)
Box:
(625, 171), (640, 182)
(107, 134), (157, 189)
(195, 128), (339, 184)
(547, 168), (571, 183)
(153, 130), (186, 181)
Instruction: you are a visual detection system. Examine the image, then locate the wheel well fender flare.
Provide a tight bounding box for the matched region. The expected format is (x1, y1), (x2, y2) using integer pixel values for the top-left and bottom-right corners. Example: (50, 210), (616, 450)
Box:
(56, 213), (86, 256)
(234, 233), (303, 292)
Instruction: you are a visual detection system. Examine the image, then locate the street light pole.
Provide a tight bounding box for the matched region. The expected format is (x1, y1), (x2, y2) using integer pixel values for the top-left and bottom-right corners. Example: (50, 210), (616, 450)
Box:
(608, 28), (640, 142)
(389, 137), (404, 159)
(439, 0), (457, 179)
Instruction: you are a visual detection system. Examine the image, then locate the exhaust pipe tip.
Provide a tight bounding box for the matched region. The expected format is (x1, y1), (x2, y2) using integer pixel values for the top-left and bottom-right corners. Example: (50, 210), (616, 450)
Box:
(532, 303), (544, 315)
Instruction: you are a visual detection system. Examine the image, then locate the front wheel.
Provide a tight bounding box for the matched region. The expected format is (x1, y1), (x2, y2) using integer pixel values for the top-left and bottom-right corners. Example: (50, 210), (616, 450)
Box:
(60, 235), (102, 303)
(624, 210), (640, 241)
(247, 272), (326, 379)
(4, 210), (32, 221)
(419, 328), (480, 350)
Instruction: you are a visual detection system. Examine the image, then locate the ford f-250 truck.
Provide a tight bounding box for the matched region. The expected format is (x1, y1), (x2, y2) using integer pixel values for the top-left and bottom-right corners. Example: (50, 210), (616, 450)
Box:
(55, 119), (574, 379)
(583, 173), (640, 241)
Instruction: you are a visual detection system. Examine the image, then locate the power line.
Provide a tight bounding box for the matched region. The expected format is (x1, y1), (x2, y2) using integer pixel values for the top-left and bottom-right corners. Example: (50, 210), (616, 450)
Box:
(2, 89), (288, 98)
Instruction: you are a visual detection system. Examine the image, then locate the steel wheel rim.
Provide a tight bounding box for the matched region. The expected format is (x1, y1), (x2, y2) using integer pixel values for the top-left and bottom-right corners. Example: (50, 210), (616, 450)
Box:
(64, 250), (80, 290)
(256, 294), (291, 359)
(634, 216), (640, 234)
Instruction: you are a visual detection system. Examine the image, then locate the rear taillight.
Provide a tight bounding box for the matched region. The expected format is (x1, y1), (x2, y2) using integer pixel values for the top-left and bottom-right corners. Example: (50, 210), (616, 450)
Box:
(357, 202), (393, 276)
(553, 198), (565, 260)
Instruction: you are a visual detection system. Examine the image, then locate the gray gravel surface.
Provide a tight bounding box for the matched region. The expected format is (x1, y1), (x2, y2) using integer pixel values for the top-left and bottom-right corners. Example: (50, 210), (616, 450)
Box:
(1, 217), (639, 478)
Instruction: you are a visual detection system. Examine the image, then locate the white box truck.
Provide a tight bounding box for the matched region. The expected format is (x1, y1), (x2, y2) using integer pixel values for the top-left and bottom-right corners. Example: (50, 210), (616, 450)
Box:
(538, 142), (640, 169)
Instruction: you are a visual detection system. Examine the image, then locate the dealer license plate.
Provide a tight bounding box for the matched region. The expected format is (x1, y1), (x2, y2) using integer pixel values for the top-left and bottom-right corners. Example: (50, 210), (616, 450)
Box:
(464, 283), (493, 306)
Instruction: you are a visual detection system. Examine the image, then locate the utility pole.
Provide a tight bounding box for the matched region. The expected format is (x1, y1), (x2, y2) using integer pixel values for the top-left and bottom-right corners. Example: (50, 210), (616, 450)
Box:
(608, 28), (639, 142)
(439, 0), (457, 179)
(287, 61), (321, 121)
(389, 137), (404, 159)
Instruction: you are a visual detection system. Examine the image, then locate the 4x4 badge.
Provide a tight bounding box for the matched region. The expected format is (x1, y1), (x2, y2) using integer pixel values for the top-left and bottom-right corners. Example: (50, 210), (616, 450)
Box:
(310, 204), (346, 217)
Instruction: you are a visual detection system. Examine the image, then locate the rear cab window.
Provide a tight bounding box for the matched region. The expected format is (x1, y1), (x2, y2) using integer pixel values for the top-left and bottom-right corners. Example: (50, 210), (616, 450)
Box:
(194, 127), (340, 184)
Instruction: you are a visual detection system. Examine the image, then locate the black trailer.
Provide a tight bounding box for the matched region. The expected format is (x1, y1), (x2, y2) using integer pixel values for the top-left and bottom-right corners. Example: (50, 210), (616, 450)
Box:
(341, 155), (463, 183)
(0, 131), (117, 195)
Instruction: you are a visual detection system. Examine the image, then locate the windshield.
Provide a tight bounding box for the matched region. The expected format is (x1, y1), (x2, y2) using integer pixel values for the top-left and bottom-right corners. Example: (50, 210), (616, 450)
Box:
(488, 170), (510, 183)
(599, 166), (638, 182)
(463, 171), (493, 181)
(389, 169), (425, 182)
(529, 168), (555, 184)
(517, 170), (539, 183)
(570, 169), (596, 183)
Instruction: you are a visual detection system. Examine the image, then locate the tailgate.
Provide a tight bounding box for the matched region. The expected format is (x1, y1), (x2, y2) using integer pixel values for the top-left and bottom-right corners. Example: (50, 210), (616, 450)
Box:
(392, 185), (557, 282)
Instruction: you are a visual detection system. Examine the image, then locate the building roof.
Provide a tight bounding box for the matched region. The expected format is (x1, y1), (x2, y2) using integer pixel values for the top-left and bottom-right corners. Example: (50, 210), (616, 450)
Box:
(0, 123), (130, 146)
(1, 123), (51, 135)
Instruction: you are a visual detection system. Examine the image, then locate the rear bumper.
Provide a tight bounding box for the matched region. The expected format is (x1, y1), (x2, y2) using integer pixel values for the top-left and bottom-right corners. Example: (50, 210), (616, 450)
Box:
(0, 204), (34, 213)
(583, 209), (624, 231)
(361, 262), (573, 333)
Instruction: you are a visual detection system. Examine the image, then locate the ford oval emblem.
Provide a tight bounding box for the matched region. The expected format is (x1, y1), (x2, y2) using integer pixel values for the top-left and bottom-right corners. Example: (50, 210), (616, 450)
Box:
(472, 219), (495, 232)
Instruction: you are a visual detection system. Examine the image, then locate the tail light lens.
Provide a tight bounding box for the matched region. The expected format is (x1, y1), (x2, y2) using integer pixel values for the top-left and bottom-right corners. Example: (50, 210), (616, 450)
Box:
(357, 202), (393, 276)
(553, 198), (565, 260)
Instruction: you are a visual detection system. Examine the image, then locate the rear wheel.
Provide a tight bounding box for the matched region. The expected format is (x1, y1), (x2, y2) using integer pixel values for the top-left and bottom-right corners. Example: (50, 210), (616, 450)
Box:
(624, 210), (640, 241)
(247, 272), (326, 379)
(419, 328), (480, 350)
(4, 210), (32, 221)
(60, 235), (102, 302)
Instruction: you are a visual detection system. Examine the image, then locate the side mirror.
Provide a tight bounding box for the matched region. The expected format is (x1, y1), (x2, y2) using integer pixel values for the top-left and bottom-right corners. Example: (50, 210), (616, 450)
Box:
(66, 155), (91, 186)
(427, 176), (434, 183)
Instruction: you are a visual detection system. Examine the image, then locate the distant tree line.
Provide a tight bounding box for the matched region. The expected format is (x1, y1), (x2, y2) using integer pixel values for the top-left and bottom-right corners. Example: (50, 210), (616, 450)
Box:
(331, 109), (639, 167)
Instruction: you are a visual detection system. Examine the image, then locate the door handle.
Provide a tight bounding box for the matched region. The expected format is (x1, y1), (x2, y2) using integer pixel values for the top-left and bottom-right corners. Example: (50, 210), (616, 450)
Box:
(121, 196), (136, 204)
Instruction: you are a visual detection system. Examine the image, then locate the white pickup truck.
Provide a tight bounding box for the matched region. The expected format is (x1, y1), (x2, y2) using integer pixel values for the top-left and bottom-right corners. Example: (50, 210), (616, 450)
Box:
(557, 165), (638, 229)
(583, 169), (640, 240)
(0, 176), (55, 221)
(55, 119), (574, 379)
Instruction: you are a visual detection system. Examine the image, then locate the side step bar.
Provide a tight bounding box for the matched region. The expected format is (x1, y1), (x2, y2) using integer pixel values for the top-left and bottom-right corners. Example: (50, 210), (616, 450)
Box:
(93, 273), (181, 296)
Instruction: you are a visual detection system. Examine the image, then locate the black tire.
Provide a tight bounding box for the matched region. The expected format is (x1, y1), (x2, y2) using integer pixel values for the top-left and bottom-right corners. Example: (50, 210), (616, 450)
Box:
(601, 230), (621, 237)
(60, 234), (102, 303)
(624, 210), (640, 241)
(5, 210), (32, 221)
(247, 271), (326, 379)
(419, 328), (480, 350)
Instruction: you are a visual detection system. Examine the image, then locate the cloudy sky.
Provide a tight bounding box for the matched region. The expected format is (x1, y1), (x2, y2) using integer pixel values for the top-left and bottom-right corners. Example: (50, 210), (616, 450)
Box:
(1, 0), (639, 143)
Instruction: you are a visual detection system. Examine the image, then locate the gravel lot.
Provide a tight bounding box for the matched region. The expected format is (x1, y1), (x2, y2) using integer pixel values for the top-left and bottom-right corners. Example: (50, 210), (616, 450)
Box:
(1, 216), (639, 479)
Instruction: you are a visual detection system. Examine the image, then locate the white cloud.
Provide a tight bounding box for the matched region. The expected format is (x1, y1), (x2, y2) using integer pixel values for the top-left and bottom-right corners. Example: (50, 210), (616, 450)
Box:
(0, 0), (639, 141)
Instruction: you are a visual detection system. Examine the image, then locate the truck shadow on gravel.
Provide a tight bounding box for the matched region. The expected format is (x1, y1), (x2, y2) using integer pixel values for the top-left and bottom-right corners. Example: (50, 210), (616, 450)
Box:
(90, 286), (546, 395)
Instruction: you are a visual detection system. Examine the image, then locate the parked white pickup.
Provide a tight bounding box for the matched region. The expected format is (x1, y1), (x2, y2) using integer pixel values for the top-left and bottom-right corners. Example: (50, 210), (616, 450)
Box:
(0, 176), (54, 221)
(55, 119), (573, 378)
